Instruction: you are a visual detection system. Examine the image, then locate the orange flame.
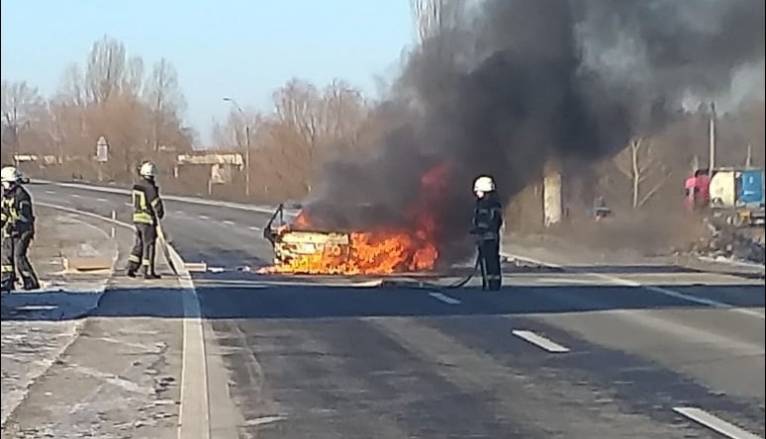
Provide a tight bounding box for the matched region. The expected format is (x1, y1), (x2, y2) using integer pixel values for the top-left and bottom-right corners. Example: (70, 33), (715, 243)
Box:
(292, 210), (311, 229)
(261, 163), (449, 275)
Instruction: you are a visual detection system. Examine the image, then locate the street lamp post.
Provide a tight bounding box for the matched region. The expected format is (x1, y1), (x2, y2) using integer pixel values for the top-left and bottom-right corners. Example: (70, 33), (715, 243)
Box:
(223, 97), (251, 198)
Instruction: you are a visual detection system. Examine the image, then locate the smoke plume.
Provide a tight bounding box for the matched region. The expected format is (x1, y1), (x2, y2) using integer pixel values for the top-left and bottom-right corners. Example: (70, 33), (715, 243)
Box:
(307, 0), (764, 262)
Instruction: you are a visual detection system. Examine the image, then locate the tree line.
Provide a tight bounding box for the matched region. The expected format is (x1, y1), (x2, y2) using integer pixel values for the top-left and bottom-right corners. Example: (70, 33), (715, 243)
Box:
(2, 27), (763, 212)
(2, 36), (193, 182)
(1, 35), (383, 201)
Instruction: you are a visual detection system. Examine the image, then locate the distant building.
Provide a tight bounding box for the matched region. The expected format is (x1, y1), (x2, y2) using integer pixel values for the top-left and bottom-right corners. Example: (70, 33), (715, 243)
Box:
(174, 151), (244, 189)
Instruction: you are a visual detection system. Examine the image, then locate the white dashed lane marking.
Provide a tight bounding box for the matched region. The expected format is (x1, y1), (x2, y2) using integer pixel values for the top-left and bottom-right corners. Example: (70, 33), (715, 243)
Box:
(44, 190), (56, 195)
(673, 407), (762, 439)
(70, 194), (81, 198)
(97, 197), (108, 202)
(512, 330), (570, 353)
(198, 215), (209, 220)
(428, 292), (461, 305)
(223, 220), (235, 225)
(248, 226), (261, 231)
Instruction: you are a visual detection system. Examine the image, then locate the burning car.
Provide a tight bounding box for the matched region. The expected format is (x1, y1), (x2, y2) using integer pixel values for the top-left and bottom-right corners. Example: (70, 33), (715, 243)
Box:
(261, 203), (439, 275)
(260, 164), (452, 276)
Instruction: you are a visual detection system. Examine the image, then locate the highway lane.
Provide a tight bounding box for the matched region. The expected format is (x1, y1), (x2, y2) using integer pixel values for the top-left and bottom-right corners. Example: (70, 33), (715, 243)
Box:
(31, 182), (765, 438)
(33, 182), (275, 267)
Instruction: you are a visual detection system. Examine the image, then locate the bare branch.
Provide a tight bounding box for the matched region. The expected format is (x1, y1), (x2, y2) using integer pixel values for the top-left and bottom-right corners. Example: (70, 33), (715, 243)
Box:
(85, 36), (127, 104)
(638, 171), (672, 207)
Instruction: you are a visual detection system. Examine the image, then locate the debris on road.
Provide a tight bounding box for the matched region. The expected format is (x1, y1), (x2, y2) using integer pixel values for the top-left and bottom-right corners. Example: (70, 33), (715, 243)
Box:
(688, 222), (765, 265)
(62, 256), (113, 272)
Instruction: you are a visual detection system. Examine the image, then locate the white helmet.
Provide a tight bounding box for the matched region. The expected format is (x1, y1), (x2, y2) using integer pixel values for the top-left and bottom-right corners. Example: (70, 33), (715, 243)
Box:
(1, 166), (23, 184)
(473, 175), (495, 195)
(139, 161), (158, 178)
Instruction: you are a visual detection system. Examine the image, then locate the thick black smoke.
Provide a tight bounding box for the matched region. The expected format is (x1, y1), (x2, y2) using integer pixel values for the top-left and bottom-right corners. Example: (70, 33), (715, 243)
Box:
(307, 0), (764, 263)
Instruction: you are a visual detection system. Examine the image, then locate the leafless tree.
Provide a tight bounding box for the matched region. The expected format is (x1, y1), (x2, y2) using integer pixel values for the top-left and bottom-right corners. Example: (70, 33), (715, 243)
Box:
(57, 64), (87, 107)
(614, 137), (672, 209)
(123, 56), (145, 98)
(410, 0), (464, 43)
(143, 58), (186, 151)
(85, 36), (127, 104)
(320, 79), (367, 149)
(1, 81), (46, 160)
(273, 79), (321, 148)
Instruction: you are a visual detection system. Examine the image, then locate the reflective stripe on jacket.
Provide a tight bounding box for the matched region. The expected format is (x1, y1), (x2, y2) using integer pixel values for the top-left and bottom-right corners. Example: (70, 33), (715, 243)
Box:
(472, 193), (503, 241)
(132, 179), (164, 225)
(1, 184), (34, 236)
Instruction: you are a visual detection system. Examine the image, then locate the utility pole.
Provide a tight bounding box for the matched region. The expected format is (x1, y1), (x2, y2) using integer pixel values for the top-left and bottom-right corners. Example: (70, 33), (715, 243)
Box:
(244, 124), (251, 197)
(223, 97), (251, 198)
(708, 102), (716, 171)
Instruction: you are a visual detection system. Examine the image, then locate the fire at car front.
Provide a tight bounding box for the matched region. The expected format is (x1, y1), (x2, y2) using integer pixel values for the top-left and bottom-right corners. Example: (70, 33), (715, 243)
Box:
(260, 164), (450, 276)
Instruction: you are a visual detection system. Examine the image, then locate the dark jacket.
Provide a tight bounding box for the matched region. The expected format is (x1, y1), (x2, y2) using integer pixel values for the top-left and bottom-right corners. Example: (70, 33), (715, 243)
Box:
(132, 178), (164, 225)
(1, 183), (35, 235)
(471, 192), (503, 241)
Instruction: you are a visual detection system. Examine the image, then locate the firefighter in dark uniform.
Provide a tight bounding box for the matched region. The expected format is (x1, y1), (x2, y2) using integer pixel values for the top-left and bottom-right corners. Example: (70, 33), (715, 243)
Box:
(126, 162), (164, 279)
(1, 166), (40, 291)
(471, 175), (503, 291)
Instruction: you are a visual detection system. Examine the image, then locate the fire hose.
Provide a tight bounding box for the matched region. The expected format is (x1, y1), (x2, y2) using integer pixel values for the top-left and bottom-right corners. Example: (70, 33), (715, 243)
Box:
(383, 248), (482, 291)
(442, 250), (481, 289)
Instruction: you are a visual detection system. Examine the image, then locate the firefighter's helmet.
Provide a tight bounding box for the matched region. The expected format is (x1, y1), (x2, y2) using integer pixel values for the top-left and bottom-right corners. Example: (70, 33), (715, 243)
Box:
(139, 161), (158, 178)
(473, 175), (495, 195)
(1, 166), (23, 184)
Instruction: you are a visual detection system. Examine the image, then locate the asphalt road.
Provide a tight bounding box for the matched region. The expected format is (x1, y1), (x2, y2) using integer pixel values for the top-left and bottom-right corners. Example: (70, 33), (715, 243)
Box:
(31, 182), (765, 439)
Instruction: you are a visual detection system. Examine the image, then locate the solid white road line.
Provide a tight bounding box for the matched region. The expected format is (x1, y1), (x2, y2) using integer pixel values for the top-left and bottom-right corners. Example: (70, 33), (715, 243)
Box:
(502, 251), (765, 320)
(591, 272), (765, 320)
(428, 292), (461, 305)
(673, 407), (762, 439)
(697, 255), (765, 270)
(244, 415), (287, 427)
(168, 244), (211, 439)
(512, 330), (570, 353)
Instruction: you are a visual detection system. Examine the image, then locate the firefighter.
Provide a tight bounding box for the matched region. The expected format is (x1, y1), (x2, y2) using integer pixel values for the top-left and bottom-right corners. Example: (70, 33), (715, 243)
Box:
(471, 175), (503, 291)
(1, 166), (40, 291)
(126, 161), (165, 279)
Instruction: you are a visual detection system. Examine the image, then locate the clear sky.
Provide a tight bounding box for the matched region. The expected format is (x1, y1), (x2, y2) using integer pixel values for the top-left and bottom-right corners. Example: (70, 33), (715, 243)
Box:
(1, 0), (414, 144)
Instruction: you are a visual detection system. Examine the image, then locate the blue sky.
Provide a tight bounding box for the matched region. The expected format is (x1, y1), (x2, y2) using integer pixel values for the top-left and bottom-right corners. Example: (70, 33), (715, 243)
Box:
(1, 0), (414, 143)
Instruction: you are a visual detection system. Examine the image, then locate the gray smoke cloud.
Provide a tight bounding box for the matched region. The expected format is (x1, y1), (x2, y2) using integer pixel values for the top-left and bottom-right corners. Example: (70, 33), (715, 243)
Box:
(307, 0), (764, 262)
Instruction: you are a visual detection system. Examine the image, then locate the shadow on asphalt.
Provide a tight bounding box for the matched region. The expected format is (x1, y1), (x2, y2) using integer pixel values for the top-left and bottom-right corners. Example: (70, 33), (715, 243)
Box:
(3, 280), (763, 321)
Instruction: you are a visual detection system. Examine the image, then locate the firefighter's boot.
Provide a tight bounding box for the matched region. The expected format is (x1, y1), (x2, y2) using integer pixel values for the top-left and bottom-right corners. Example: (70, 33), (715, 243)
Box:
(21, 276), (40, 291)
